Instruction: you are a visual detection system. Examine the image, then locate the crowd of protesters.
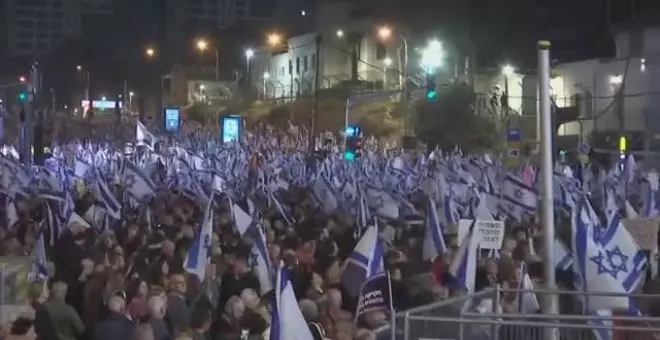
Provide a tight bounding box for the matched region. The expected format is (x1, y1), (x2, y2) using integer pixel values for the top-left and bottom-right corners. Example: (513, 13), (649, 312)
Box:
(0, 180), (608, 340)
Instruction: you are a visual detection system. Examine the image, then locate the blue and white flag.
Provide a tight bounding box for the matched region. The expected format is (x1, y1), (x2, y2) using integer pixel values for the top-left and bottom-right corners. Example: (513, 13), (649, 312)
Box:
(184, 195), (214, 281)
(572, 197), (637, 311)
(448, 220), (478, 294)
(136, 120), (157, 150)
(422, 195), (446, 261)
(270, 262), (314, 340)
(252, 224), (274, 294)
(341, 221), (385, 297)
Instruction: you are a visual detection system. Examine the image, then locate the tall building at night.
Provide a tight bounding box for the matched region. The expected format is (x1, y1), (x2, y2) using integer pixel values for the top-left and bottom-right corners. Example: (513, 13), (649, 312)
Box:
(3, 0), (115, 57)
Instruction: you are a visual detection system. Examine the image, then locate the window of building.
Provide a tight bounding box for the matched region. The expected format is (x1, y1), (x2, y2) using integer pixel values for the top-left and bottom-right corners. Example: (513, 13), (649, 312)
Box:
(311, 53), (316, 69)
(296, 57), (300, 73)
(303, 56), (308, 71)
(17, 20), (34, 29)
(288, 60), (292, 75)
(376, 43), (386, 60)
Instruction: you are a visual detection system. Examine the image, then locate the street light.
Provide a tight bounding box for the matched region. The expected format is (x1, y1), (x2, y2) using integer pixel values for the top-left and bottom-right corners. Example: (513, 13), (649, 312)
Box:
(195, 38), (220, 81)
(502, 64), (515, 76)
(245, 49), (254, 85)
(420, 39), (444, 72)
(18, 76), (26, 83)
(610, 74), (623, 85)
(145, 47), (156, 58)
(377, 26), (392, 40)
(336, 29), (344, 38)
(128, 91), (135, 113)
(76, 65), (82, 71)
(199, 84), (206, 90)
(101, 96), (107, 101)
(267, 33), (282, 47)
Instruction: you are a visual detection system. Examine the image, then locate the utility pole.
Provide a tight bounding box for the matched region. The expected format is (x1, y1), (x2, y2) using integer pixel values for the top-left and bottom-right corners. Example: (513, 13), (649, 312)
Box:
(538, 40), (559, 340)
(309, 35), (322, 151)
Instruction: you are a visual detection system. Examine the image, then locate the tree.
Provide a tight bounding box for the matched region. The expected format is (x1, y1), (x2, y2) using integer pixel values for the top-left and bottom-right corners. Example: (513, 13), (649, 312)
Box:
(415, 83), (498, 152)
(183, 102), (215, 124)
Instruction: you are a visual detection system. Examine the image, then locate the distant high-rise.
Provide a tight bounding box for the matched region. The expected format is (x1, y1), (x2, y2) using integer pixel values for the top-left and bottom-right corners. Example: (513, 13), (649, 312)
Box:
(3, 0), (115, 57)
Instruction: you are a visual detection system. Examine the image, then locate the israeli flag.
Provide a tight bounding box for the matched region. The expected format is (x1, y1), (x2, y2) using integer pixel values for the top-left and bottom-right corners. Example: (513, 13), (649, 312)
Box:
(501, 173), (538, 215)
(515, 262), (540, 313)
(122, 161), (156, 201)
(252, 224), (274, 294)
(95, 168), (121, 219)
(600, 209), (647, 292)
(422, 196), (446, 261)
(554, 238), (573, 271)
(270, 262), (314, 340)
(341, 221), (385, 297)
(448, 220), (478, 294)
(184, 195), (214, 281)
(572, 197), (635, 311)
(136, 120), (156, 150)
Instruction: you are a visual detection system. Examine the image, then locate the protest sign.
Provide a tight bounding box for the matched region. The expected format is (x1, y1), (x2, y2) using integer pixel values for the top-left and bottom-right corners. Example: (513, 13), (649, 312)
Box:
(457, 219), (506, 249)
(355, 272), (392, 319)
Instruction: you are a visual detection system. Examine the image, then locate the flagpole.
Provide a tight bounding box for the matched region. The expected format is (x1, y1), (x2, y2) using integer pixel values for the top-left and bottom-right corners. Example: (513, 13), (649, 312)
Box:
(538, 40), (559, 340)
(387, 271), (395, 340)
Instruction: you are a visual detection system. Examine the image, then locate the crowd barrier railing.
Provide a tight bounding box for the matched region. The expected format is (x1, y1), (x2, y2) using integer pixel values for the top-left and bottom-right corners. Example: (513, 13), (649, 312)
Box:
(376, 287), (660, 340)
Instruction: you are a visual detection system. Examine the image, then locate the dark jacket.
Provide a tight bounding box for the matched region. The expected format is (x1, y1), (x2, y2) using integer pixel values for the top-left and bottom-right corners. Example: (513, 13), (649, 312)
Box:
(149, 317), (171, 340)
(41, 299), (85, 340)
(218, 272), (260, 310)
(166, 293), (190, 334)
(92, 312), (134, 340)
(33, 303), (60, 340)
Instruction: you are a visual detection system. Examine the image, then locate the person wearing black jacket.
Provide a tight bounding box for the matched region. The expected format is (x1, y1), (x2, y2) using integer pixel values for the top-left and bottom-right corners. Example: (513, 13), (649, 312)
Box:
(217, 255), (260, 310)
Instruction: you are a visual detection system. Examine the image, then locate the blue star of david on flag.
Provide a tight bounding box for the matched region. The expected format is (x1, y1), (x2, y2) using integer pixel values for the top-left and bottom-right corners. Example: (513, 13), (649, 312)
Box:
(605, 246), (629, 277)
(513, 189), (524, 199)
(590, 250), (618, 278)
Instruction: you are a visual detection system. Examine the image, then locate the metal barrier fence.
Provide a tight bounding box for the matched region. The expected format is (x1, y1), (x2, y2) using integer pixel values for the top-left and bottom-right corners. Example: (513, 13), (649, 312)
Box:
(376, 287), (660, 340)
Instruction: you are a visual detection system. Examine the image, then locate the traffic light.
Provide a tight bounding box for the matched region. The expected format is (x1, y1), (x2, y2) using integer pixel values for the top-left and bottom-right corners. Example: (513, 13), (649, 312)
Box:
(425, 73), (437, 100)
(18, 92), (27, 102)
(344, 124), (362, 160)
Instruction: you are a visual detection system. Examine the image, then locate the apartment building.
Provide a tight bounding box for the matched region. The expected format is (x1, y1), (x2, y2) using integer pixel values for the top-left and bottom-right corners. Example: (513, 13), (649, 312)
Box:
(4, 0), (114, 56)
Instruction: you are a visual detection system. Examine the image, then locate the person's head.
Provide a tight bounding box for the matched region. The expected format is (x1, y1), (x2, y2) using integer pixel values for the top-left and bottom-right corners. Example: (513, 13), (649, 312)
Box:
(50, 281), (67, 300)
(169, 274), (187, 295)
(189, 307), (213, 332)
(355, 328), (377, 340)
(325, 288), (342, 309)
(225, 296), (245, 319)
(132, 323), (154, 340)
(240, 288), (260, 310)
(147, 295), (166, 319)
(161, 240), (176, 257)
(128, 279), (149, 300)
(268, 243), (281, 263)
(232, 256), (248, 276)
(107, 294), (126, 314)
(298, 299), (318, 322)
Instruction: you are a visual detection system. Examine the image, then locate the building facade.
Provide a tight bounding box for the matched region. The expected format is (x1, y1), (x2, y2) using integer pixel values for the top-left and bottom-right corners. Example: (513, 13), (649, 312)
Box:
(247, 17), (407, 99)
(3, 0), (115, 56)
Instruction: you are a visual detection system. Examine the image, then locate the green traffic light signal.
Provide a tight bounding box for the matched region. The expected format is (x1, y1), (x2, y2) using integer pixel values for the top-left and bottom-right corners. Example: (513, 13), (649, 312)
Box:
(426, 90), (437, 99)
(344, 150), (356, 160)
(18, 92), (27, 102)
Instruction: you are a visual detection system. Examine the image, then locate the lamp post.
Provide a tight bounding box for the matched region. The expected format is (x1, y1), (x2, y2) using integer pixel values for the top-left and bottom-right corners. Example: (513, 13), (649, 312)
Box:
(383, 57), (392, 89)
(76, 65), (91, 106)
(245, 48), (254, 85)
(377, 26), (408, 94)
(196, 39), (220, 81)
(263, 72), (270, 99)
(129, 91), (135, 114)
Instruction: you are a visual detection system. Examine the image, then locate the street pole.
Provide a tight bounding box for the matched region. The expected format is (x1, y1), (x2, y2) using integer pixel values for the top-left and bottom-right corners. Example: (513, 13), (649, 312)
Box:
(309, 35), (322, 151)
(538, 40), (559, 340)
(289, 42), (294, 101)
(214, 48), (220, 82)
(400, 35), (409, 135)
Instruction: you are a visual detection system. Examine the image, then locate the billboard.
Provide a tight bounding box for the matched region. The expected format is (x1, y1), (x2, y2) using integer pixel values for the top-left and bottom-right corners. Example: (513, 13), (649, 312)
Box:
(164, 107), (180, 132)
(81, 100), (122, 111)
(221, 115), (241, 143)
